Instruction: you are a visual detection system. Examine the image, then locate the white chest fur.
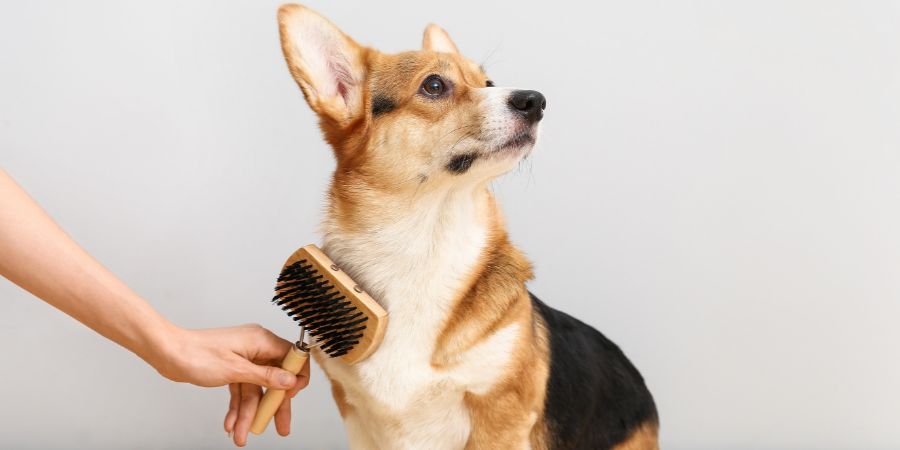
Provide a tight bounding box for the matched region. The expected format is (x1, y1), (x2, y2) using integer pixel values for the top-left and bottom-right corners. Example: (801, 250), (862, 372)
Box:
(317, 188), (520, 449)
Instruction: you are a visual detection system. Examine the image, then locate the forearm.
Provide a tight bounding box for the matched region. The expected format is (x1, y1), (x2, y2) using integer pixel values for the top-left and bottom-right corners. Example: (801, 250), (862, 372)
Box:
(0, 169), (174, 366)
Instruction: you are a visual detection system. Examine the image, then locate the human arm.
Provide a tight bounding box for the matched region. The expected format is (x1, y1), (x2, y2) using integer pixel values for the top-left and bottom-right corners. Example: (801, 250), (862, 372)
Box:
(0, 168), (308, 444)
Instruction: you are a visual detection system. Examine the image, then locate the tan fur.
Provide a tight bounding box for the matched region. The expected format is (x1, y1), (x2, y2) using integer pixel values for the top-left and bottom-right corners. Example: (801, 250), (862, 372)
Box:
(429, 199), (551, 449)
(611, 423), (660, 450)
(329, 379), (353, 418)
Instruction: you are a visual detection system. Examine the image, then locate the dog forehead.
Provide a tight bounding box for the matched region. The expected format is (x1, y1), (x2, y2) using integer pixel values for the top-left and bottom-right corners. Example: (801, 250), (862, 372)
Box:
(369, 51), (484, 94)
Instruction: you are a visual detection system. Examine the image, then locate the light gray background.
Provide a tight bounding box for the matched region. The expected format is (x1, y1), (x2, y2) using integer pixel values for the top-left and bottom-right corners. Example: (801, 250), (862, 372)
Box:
(2, 1), (899, 449)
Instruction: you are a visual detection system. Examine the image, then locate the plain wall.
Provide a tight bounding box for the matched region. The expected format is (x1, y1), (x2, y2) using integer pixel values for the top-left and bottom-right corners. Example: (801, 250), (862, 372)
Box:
(2, 1), (899, 449)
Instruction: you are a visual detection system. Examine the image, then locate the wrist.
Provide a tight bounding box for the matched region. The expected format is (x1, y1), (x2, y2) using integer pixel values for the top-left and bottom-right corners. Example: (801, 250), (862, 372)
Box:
(134, 314), (184, 378)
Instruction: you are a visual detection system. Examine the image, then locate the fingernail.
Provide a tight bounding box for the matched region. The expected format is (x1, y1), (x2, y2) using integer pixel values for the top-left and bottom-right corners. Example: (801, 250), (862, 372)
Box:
(279, 372), (295, 387)
(227, 431), (233, 439)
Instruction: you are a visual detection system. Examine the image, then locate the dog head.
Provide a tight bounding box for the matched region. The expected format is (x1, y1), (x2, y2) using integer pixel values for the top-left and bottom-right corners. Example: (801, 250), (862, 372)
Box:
(277, 4), (545, 191)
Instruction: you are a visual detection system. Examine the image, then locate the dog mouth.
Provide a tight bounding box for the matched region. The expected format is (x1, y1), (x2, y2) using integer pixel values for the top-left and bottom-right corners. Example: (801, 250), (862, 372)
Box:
(497, 131), (535, 152)
(444, 129), (536, 174)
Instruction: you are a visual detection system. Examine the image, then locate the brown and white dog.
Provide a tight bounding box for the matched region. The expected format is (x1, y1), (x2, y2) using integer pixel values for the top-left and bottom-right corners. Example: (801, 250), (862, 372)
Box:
(276, 4), (658, 449)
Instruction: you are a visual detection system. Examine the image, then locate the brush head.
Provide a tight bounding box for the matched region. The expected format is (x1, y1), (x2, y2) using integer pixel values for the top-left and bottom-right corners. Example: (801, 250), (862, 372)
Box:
(271, 245), (387, 363)
(273, 260), (365, 357)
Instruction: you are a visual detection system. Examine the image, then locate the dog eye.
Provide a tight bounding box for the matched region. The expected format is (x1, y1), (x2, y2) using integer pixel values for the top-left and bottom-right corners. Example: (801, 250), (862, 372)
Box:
(486, 80), (495, 87)
(420, 75), (446, 97)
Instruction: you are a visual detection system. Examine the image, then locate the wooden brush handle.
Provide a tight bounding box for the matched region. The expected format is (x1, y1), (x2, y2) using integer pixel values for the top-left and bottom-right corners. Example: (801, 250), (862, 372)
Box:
(249, 344), (309, 435)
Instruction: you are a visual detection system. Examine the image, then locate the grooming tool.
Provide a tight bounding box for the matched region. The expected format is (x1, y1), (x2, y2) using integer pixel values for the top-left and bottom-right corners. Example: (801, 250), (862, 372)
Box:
(250, 244), (388, 435)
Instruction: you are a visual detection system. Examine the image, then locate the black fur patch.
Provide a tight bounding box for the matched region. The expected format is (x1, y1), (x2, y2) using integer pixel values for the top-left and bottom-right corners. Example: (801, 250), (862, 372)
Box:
(371, 96), (396, 116)
(445, 153), (478, 174)
(531, 293), (658, 450)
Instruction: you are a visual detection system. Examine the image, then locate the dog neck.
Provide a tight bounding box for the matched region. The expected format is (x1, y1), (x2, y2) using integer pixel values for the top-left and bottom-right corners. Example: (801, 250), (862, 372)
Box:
(320, 173), (498, 313)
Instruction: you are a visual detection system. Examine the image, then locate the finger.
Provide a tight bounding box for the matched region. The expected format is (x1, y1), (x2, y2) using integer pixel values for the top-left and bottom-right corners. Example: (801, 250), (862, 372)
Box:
(233, 359), (297, 390)
(274, 394), (292, 436)
(233, 383), (262, 447)
(289, 358), (311, 398)
(224, 383), (240, 434)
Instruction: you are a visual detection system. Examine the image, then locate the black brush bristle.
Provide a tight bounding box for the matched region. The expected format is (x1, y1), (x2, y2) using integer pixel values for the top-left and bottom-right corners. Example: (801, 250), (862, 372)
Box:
(273, 259), (367, 358)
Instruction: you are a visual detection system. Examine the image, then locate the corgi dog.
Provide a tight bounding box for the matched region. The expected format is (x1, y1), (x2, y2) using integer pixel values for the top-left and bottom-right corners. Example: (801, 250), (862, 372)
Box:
(276, 4), (658, 449)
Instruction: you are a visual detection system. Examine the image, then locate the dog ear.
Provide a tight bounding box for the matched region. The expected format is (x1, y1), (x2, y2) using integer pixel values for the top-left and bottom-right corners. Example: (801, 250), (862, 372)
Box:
(422, 24), (459, 54)
(278, 4), (367, 124)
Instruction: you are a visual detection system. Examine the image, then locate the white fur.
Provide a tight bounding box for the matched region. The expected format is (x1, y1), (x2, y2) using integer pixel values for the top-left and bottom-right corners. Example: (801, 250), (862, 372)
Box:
(317, 184), (521, 450)
(479, 87), (526, 146)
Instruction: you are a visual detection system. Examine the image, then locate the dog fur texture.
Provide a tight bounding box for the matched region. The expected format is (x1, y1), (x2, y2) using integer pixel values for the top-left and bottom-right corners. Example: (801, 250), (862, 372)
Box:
(276, 5), (658, 449)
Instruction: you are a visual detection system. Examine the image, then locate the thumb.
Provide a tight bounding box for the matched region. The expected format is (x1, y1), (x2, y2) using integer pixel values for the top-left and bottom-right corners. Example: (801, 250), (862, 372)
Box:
(236, 361), (297, 390)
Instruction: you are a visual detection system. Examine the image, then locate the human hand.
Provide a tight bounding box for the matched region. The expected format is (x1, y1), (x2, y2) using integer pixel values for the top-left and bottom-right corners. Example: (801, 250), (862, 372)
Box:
(148, 323), (311, 446)
(223, 361), (310, 446)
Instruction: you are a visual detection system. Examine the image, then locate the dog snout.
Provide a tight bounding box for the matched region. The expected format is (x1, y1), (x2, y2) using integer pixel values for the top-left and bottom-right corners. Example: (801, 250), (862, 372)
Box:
(507, 90), (546, 123)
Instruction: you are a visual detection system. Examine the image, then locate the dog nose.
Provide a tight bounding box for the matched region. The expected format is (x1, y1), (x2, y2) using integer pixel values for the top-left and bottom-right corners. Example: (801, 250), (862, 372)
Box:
(507, 90), (546, 123)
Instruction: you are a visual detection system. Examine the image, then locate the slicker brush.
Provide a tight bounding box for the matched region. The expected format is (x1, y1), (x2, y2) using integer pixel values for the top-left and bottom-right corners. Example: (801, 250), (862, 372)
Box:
(250, 244), (388, 435)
